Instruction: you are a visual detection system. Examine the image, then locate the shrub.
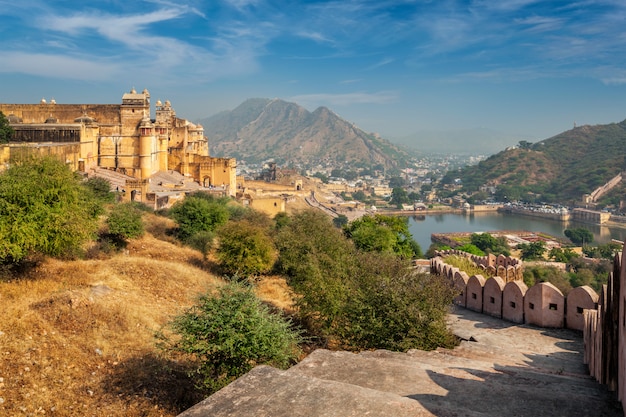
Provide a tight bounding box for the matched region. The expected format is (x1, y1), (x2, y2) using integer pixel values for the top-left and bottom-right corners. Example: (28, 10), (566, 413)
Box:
(162, 282), (302, 392)
(276, 210), (455, 351)
(0, 157), (100, 264)
(106, 202), (145, 241)
(216, 220), (277, 277)
(84, 177), (115, 203)
(169, 196), (229, 241)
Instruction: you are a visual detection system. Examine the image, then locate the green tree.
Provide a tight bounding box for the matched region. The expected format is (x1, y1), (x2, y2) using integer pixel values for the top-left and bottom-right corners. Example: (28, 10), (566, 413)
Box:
(470, 233), (510, 256)
(216, 220), (277, 277)
(169, 196), (230, 242)
(457, 243), (485, 256)
(518, 241), (546, 260)
(0, 111), (14, 144)
(106, 202), (144, 241)
(390, 187), (410, 208)
(84, 177), (115, 203)
(0, 157), (100, 264)
(548, 247), (577, 263)
(388, 176), (405, 188)
(333, 214), (349, 228)
(162, 282), (302, 392)
(564, 227), (593, 246)
(352, 190), (367, 201)
(344, 214), (422, 259)
(275, 210), (454, 351)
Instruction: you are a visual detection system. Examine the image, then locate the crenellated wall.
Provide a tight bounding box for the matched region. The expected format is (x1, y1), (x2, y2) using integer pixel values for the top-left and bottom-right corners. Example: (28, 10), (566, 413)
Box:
(435, 250), (524, 282)
(433, 245), (626, 413)
(583, 247), (626, 410)
(430, 256), (598, 330)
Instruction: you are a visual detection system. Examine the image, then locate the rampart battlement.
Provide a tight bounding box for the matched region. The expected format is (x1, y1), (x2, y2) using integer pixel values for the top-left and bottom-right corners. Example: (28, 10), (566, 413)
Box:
(430, 256), (597, 331)
(435, 249), (524, 282)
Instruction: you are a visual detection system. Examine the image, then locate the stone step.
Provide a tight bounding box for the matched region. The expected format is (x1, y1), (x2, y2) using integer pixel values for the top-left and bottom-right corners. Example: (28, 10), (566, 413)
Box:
(177, 365), (475, 417)
(290, 349), (621, 417)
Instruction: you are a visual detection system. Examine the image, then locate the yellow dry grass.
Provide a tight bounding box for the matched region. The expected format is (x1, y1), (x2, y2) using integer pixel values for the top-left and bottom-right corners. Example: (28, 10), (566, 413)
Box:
(0, 214), (229, 416)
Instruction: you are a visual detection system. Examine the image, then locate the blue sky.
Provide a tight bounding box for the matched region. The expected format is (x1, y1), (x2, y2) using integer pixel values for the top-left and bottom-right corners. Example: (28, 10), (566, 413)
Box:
(1, 0), (626, 147)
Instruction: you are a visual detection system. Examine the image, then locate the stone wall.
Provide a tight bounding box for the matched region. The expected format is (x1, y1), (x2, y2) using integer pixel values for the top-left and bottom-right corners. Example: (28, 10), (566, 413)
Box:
(434, 246), (626, 413)
(436, 249), (524, 282)
(430, 256), (598, 330)
(583, 247), (626, 410)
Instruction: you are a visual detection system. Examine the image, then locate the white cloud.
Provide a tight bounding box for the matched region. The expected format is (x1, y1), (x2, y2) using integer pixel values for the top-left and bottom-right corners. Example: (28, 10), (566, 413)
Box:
(0, 51), (121, 80)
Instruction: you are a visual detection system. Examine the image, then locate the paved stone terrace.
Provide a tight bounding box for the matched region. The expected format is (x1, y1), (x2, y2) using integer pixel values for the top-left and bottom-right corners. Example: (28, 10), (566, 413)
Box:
(178, 307), (622, 417)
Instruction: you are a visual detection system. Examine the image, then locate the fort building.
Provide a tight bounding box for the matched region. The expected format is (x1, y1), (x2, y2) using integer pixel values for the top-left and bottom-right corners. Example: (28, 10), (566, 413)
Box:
(0, 89), (236, 204)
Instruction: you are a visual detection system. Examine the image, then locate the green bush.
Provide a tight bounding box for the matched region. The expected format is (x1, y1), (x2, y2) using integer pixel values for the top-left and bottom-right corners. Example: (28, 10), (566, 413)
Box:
(169, 196), (230, 241)
(163, 282), (302, 392)
(0, 157), (100, 264)
(106, 202), (144, 241)
(84, 177), (115, 203)
(216, 220), (276, 277)
(276, 210), (455, 351)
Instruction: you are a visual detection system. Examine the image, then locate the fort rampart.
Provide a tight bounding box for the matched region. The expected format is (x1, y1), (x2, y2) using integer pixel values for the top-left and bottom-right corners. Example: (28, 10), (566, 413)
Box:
(431, 254), (597, 330)
(435, 249), (524, 282)
(433, 248), (626, 413)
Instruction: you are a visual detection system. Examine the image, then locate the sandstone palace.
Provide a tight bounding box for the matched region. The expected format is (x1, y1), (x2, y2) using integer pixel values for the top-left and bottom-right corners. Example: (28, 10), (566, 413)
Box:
(0, 88), (236, 206)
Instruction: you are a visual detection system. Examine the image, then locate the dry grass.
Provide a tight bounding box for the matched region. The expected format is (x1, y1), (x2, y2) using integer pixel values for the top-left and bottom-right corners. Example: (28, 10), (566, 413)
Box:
(0, 214), (232, 416)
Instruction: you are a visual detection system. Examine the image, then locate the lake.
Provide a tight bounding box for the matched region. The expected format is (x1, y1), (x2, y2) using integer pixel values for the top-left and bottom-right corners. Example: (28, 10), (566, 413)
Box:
(407, 211), (626, 251)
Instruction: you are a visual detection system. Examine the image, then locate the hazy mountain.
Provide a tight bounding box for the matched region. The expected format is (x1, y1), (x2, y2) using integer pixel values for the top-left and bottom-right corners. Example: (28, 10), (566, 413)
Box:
(451, 120), (626, 203)
(197, 98), (416, 170)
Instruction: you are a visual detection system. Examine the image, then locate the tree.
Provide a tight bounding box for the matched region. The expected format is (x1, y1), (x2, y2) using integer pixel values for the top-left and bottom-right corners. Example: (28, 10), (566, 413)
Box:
(106, 202), (144, 241)
(275, 210), (454, 351)
(564, 228), (593, 246)
(344, 214), (422, 259)
(216, 220), (277, 277)
(333, 214), (349, 228)
(169, 196), (229, 242)
(0, 111), (14, 144)
(518, 241), (546, 260)
(470, 233), (510, 256)
(84, 177), (115, 203)
(352, 190), (367, 201)
(0, 157), (100, 264)
(457, 243), (485, 256)
(548, 247), (577, 263)
(162, 282), (302, 392)
(389, 187), (410, 208)
(388, 176), (405, 188)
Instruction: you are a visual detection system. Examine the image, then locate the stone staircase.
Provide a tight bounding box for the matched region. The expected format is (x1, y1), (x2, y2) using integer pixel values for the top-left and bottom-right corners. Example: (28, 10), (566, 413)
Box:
(178, 307), (622, 417)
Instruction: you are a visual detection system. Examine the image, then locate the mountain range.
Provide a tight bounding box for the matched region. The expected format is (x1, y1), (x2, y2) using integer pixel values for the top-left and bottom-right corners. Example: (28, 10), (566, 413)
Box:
(451, 119), (626, 203)
(197, 98), (416, 170)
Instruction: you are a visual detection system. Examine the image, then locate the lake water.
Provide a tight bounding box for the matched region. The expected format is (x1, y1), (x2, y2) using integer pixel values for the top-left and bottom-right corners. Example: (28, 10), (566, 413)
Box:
(407, 212), (626, 251)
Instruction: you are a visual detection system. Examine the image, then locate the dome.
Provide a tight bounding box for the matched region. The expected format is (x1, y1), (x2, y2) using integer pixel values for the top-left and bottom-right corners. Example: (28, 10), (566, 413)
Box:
(156, 99), (162, 107)
(7, 114), (22, 124)
(74, 114), (95, 124)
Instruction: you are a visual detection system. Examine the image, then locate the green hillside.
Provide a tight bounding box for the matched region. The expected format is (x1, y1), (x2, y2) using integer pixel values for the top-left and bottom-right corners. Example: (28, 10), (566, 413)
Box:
(451, 119), (626, 203)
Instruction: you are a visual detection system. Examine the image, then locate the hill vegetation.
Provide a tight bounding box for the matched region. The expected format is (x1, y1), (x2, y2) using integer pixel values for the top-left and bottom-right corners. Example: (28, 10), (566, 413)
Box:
(1, 157), (455, 416)
(448, 120), (626, 203)
(197, 98), (416, 171)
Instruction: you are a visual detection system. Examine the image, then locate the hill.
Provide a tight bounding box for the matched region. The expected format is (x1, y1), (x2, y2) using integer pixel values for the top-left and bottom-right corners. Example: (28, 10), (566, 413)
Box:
(197, 98), (416, 170)
(451, 119), (626, 203)
(0, 213), (293, 417)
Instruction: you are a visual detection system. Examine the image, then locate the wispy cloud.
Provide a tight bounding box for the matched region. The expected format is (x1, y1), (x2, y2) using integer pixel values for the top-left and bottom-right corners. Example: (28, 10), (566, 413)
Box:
(0, 52), (120, 80)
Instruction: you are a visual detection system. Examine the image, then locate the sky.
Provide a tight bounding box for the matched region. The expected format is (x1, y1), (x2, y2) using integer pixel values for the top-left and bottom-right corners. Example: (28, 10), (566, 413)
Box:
(1, 0), (626, 146)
